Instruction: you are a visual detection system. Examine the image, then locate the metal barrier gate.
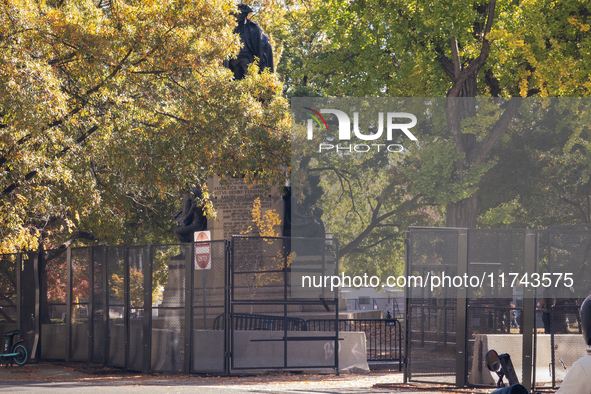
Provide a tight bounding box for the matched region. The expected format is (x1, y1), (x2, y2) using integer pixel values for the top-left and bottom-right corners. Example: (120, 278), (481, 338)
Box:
(229, 235), (340, 372)
(406, 226), (591, 392)
(0, 235), (410, 375)
(405, 228), (460, 385)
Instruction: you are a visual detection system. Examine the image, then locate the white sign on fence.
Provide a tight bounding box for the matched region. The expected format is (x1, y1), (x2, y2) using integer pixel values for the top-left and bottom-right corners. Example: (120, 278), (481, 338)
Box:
(194, 230), (211, 270)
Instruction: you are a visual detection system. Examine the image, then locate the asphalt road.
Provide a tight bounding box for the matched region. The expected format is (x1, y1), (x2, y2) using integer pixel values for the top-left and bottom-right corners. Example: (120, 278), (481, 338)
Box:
(0, 363), (473, 393)
(0, 381), (451, 394)
(0, 378), (461, 394)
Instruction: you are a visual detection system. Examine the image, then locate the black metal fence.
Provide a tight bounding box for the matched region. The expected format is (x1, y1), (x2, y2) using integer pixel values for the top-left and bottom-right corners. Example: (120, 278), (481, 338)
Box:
(214, 313), (308, 331)
(211, 313), (402, 365)
(229, 235), (341, 371)
(0, 242), (229, 374)
(405, 226), (591, 392)
(1, 236), (405, 374)
(307, 318), (402, 366)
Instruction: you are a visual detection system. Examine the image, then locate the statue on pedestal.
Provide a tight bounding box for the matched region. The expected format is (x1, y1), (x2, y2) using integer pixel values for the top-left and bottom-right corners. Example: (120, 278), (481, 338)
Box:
(286, 175), (327, 248)
(174, 186), (207, 243)
(224, 4), (274, 80)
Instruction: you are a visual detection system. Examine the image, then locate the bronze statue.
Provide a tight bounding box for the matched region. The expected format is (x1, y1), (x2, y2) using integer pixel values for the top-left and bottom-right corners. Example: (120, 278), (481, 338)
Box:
(174, 186), (207, 243)
(225, 4), (274, 80)
(286, 175), (326, 243)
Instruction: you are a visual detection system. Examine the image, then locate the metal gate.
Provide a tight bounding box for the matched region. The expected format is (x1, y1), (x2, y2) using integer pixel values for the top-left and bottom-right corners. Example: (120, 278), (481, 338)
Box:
(405, 228), (461, 385)
(1, 236), (345, 374)
(229, 235), (340, 372)
(405, 227), (536, 388)
(406, 226), (591, 391)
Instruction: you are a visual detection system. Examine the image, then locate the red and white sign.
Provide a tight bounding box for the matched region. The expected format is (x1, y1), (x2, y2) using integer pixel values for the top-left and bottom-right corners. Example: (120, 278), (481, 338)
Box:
(194, 231), (211, 270)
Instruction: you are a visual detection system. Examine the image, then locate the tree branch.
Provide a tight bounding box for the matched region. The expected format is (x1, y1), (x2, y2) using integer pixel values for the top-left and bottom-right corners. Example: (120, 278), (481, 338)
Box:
(348, 234), (402, 254)
(43, 232), (97, 261)
(467, 99), (521, 165)
(85, 46), (134, 96)
(559, 195), (588, 223)
(340, 194), (422, 257)
(2, 125), (99, 196)
(447, 0), (497, 98)
(450, 36), (461, 79)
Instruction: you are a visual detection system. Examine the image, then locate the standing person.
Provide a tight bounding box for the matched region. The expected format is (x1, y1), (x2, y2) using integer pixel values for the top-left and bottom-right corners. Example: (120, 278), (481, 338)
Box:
(510, 303), (519, 329)
(555, 294), (591, 393)
(540, 290), (555, 334)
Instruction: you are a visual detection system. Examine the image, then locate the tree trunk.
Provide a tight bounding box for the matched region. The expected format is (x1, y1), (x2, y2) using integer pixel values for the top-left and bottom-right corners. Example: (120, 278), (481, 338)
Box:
(438, 1), (498, 228)
(445, 94), (478, 228)
(446, 194), (477, 228)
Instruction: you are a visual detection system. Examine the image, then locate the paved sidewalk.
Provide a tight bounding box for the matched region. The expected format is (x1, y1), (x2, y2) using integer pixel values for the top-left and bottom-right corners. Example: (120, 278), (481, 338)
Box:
(0, 362), (485, 393)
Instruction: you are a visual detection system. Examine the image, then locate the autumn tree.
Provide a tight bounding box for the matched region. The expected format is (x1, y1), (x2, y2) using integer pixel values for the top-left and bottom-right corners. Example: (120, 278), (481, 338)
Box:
(1, 1), (291, 325)
(0, 0), (290, 254)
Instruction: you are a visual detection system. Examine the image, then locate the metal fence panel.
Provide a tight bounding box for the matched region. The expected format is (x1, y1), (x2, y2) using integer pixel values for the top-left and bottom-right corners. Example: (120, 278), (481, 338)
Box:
(466, 229), (526, 385)
(70, 248), (90, 361)
(407, 228), (459, 384)
(20, 253), (37, 359)
(92, 247), (106, 364)
(533, 228), (589, 390)
(192, 240), (227, 374)
(106, 246), (126, 368)
(151, 244), (184, 373)
(0, 254), (18, 344)
(230, 236), (339, 371)
(127, 246), (147, 372)
(41, 250), (67, 360)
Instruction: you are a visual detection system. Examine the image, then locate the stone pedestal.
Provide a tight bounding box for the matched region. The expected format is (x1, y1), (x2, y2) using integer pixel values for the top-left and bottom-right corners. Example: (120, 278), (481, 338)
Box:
(159, 258), (185, 320)
(207, 176), (284, 240)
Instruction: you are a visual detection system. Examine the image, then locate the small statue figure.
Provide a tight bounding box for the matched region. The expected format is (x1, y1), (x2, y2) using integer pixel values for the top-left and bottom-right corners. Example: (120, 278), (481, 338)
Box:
(225, 4), (274, 80)
(174, 186), (207, 243)
(286, 175), (327, 252)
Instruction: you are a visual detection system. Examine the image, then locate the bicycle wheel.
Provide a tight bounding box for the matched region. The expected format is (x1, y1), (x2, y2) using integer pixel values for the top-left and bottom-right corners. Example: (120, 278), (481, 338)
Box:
(12, 344), (27, 365)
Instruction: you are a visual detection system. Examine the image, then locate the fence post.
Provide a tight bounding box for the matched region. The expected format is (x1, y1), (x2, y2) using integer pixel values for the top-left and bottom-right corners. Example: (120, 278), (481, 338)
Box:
(102, 246), (109, 366)
(334, 239), (340, 376)
(33, 251), (41, 360)
(65, 247), (72, 362)
(455, 229), (468, 388)
(522, 230), (536, 393)
(224, 240), (231, 375)
(403, 232), (410, 383)
(184, 243), (193, 373)
(16, 253), (22, 333)
(398, 320), (402, 372)
(124, 247), (130, 370)
(88, 247), (94, 362)
(142, 246), (152, 374)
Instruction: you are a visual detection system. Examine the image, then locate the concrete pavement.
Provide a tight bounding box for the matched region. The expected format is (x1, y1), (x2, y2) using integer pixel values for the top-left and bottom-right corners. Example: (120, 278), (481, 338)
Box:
(0, 362), (487, 393)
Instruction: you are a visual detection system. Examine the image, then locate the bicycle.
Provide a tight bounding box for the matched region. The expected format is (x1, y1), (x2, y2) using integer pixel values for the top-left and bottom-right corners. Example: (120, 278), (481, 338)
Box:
(0, 330), (28, 367)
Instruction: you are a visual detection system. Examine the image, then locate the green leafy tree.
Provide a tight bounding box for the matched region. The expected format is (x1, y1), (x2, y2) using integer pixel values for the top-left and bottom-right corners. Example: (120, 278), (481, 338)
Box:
(284, 1), (591, 281)
(282, 0), (591, 224)
(1, 1), (291, 323)
(479, 99), (591, 227)
(0, 0), (290, 254)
